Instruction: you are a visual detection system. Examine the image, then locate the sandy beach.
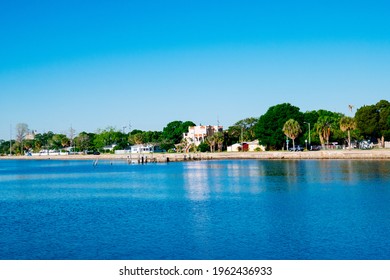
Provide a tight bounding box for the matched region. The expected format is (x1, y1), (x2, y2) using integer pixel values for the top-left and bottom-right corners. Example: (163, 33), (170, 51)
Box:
(2, 149), (390, 162)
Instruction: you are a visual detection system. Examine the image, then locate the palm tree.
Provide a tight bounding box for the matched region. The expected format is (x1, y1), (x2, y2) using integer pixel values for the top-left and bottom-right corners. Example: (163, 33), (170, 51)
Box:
(133, 133), (144, 145)
(315, 116), (333, 149)
(177, 137), (192, 153)
(213, 132), (224, 152)
(340, 116), (356, 149)
(282, 119), (301, 151)
(206, 134), (216, 152)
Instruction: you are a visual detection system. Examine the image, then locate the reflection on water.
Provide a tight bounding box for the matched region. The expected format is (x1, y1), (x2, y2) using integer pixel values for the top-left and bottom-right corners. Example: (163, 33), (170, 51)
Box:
(0, 159), (389, 260)
(183, 163), (210, 201)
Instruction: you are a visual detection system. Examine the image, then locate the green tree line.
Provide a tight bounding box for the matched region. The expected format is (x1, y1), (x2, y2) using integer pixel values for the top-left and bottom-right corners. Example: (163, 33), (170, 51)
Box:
(254, 99), (389, 150)
(1, 99), (389, 155)
(0, 121), (195, 155)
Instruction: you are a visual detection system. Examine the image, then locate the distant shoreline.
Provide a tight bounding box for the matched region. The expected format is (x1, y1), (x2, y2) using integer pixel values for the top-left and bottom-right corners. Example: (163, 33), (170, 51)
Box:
(1, 149), (390, 162)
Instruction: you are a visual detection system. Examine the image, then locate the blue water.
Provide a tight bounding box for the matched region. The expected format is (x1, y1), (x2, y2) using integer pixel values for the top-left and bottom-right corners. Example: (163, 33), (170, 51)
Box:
(0, 159), (389, 260)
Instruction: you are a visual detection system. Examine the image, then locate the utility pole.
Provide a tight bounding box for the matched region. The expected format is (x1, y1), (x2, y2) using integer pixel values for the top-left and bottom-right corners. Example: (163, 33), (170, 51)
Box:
(9, 124), (12, 156)
(286, 136), (289, 151)
(304, 122), (311, 147)
(241, 126), (244, 152)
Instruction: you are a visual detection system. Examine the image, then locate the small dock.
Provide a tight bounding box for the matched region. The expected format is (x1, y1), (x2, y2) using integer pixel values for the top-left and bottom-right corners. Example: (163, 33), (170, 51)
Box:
(124, 152), (209, 164)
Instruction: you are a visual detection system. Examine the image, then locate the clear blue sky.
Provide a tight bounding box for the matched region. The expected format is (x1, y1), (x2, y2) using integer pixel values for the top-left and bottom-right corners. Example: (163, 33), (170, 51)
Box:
(1, 0), (389, 140)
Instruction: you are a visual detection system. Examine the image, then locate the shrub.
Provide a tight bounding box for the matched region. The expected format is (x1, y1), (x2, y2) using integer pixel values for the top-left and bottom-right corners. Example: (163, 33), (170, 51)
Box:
(197, 142), (209, 152)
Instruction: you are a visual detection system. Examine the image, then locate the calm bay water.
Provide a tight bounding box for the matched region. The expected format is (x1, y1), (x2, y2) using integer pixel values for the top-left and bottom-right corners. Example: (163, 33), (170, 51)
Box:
(0, 159), (389, 260)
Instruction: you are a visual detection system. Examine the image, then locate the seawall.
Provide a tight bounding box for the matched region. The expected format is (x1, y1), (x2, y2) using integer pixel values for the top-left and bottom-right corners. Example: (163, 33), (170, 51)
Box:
(2, 149), (390, 162)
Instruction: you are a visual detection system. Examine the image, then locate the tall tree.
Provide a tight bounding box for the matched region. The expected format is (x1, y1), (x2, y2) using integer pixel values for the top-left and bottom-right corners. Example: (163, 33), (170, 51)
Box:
(0, 140), (11, 155)
(75, 132), (92, 152)
(133, 133), (145, 145)
(161, 120), (195, 150)
(315, 116), (333, 148)
(68, 126), (76, 150)
(227, 117), (258, 145)
(15, 123), (28, 155)
(314, 111), (343, 148)
(355, 100), (390, 146)
(235, 117), (258, 141)
(206, 134), (217, 152)
(355, 105), (379, 140)
(340, 116), (356, 149)
(282, 119), (301, 151)
(376, 100), (390, 147)
(34, 132), (54, 151)
(142, 131), (162, 144)
(15, 123), (29, 143)
(254, 103), (303, 150)
(94, 127), (122, 150)
(213, 131), (225, 152)
(51, 134), (69, 150)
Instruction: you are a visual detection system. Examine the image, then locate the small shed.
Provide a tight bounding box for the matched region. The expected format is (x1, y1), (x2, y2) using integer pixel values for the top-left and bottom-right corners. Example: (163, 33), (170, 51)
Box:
(227, 143), (242, 152)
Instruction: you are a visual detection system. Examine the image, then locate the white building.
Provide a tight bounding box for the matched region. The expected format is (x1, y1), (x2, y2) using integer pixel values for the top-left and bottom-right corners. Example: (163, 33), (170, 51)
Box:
(103, 144), (117, 151)
(131, 144), (154, 153)
(227, 140), (265, 152)
(227, 143), (242, 152)
(25, 130), (37, 140)
(183, 125), (223, 146)
(115, 144), (164, 154)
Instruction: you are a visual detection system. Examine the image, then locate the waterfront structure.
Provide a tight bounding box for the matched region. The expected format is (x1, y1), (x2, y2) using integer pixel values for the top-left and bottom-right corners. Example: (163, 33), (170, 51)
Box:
(30, 149), (69, 156)
(227, 143), (242, 152)
(115, 144), (164, 154)
(25, 130), (37, 140)
(103, 144), (117, 152)
(183, 125), (223, 146)
(227, 140), (265, 152)
(131, 144), (164, 153)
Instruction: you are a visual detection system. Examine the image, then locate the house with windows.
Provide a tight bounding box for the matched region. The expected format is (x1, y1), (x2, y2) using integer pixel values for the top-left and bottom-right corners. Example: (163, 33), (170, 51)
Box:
(183, 125), (223, 146)
(131, 144), (164, 153)
(115, 144), (164, 154)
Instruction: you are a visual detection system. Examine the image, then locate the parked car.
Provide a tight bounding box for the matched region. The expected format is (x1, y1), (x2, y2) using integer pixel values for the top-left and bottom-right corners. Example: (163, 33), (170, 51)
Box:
(86, 150), (101, 155)
(289, 145), (303, 151)
(359, 141), (373, 150)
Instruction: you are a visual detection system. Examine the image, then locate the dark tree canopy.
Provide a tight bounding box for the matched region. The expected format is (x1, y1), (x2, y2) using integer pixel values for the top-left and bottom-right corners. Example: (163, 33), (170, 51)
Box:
(161, 120), (196, 150)
(355, 101), (390, 146)
(254, 103), (304, 150)
(376, 100), (390, 142)
(355, 105), (379, 139)
(227, 117), (259, 145)
(130, 129), (143, 135)
(303, 110), (320, 126)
